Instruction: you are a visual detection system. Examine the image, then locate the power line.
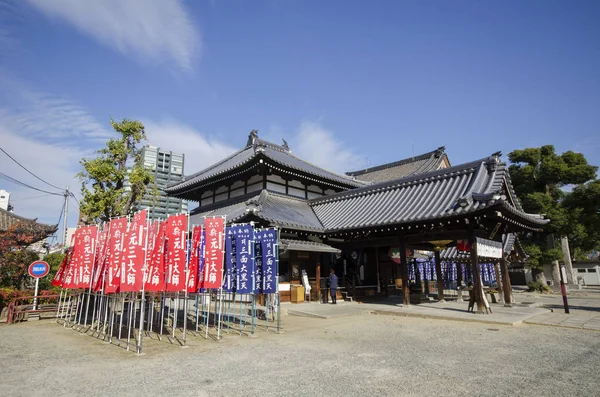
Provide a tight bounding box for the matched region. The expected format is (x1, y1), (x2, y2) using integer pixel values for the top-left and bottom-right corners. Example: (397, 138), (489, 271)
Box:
(69, 192), (80, 206)
(0, 172), (65, 196)
(0, 147), (64, 191)
(8, 193), (55, 201)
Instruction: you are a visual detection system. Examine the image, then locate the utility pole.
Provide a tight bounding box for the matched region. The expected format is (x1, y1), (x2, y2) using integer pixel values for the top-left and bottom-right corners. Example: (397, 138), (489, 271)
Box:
(62, 185), (69, 250)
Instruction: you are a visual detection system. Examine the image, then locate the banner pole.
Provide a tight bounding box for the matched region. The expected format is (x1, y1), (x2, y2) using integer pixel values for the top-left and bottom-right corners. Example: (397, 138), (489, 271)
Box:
(158, 291), (165, 341)
(276, 228), (281, 334)
(126, 293), (134, 351)
(137, 211), (150, 354)
(182, 212), (190, 345)
(55, 289), (64, 320)
(117, 292), (125, 346)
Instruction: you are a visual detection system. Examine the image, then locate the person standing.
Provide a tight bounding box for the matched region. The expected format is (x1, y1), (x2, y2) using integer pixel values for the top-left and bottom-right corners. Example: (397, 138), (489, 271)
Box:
(329, 268), (338, 304)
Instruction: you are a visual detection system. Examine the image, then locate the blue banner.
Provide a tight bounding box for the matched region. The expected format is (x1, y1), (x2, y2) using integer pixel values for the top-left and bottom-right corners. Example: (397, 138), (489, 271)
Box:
(235, 225), (254, 294)
(223, 226), (242, 292)
(261, 228), (278, 293)
(254, 232), (263, 294)
(198, 229), (206, 292)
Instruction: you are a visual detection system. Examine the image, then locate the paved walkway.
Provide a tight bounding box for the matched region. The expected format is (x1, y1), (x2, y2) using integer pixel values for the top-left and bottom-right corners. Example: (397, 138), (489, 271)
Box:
(286, 298), (550, 326)
(524, 311), (600, 330)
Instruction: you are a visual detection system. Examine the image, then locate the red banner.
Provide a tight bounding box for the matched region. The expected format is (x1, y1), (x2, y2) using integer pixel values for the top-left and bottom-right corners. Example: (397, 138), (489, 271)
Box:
(104, 218), (128, 294)
(62, 230), (80, 289)
(165, 214), (187, 292)
(92, 225), (110, 292)
(67, 225), (97, 289)
(120, 210), (147, 292)
(145, 221), (166, 292)
(146, 221), (158, 266)
(51, 248), (71, 287)
(203, 217), (225, 289)
(186, 225), (202, 293)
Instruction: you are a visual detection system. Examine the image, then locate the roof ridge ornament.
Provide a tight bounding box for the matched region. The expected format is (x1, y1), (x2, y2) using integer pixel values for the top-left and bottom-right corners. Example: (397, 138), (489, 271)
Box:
(486, 151), (502, 172)
(246, 129), (259, 148)
(434, 146), (446, 158)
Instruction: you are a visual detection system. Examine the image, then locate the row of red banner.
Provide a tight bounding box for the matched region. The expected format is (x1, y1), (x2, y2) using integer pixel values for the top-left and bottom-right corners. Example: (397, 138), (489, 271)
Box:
(52, 210), (226, 293)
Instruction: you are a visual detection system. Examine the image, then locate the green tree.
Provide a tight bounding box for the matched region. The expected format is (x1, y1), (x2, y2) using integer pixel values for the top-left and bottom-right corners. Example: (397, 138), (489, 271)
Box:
(564, 180), (600, 253)
(508, 145), (597, 283)
(0, 250), (40, 289)
(78, 118), (156, 224)
(38, 252), (65, 290)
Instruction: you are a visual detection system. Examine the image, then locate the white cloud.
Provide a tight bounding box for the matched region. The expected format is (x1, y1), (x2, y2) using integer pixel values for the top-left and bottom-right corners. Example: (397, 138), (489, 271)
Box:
(292, 121), (366, 174)
(143, 120), (237, 176)
(26, 0), (200, 70)
(0, 76), (105, 228)
(0, 75), (109, 142)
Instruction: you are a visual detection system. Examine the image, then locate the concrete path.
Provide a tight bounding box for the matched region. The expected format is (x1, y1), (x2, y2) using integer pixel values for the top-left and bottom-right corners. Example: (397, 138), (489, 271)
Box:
(510, 290), (600, 331)
(524, 311), (600, 331)
(287, 298), (550, 326)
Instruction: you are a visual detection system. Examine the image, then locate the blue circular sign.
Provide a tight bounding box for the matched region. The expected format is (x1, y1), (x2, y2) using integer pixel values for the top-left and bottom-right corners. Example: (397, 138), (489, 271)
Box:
(29, 261), (50, 278)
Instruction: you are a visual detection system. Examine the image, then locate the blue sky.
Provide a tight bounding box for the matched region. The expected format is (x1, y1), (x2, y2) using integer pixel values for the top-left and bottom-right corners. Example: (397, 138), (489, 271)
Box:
(1, 0), (599, 233)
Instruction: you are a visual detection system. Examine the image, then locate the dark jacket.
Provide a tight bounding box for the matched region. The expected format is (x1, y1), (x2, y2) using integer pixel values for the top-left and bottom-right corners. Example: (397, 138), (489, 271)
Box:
(329, 273), (338, 290)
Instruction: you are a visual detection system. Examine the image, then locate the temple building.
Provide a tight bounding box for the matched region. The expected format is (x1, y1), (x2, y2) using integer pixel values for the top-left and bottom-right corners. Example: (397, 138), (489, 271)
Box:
(166, 131), (547, 312)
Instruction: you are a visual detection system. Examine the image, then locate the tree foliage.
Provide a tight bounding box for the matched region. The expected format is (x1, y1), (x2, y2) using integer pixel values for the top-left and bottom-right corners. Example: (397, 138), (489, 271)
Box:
(564, 180), (600, 252)
(508, 145), (598, 265)
(78, 118), (156, 224)
(0, 220), (56, 289)
(509, 145), (597, 236)
(38, 252), (65, 290)
(0, 250), (40, 289)
(0, 221), (54, 255)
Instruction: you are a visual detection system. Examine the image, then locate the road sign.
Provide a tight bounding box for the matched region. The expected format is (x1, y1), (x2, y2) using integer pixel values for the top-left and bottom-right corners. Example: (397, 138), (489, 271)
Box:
(28, 261), (50, 278)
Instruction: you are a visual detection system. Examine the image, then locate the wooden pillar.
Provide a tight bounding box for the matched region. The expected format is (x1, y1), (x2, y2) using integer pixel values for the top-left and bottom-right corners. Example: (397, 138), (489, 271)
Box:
(501, 256), (513, 306)
(434, 250), (445, 302)
(493, 261), (503, 303)
(399, 238), (410, 307)
(456, 261), (463, 302)
(469, 225), (485, 314)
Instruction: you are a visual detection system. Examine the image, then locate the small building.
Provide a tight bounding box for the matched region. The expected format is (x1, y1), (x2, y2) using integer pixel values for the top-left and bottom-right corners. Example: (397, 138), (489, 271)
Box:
(573, 261), (600, 286)
(0, 189), (11, 211)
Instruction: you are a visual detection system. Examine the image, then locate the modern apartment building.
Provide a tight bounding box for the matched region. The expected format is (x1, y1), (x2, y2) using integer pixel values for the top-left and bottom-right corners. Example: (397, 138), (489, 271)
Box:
(0, 189), (10, 211)
(133, 145), (188, 220)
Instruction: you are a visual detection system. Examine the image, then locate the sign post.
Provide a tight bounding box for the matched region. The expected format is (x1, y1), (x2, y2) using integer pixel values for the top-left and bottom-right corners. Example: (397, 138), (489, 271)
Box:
(28, 261), (50, 311)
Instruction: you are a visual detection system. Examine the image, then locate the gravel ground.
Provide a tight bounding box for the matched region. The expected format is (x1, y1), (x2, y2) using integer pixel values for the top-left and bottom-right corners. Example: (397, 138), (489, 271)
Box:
(1, 314), (599, 397)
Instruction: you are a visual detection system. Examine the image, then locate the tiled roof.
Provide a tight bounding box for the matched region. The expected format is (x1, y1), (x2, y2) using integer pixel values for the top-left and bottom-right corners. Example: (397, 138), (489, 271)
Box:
(280, 239), (341, 253)
(190, 190), (325, 232)
(346, 147), (448, 183)
(0, 207), (58, 243)
(189, 196), (253, 226)
(166, 133), (366, 195)
(0, 207), (34, 230)
(310, 153), (548, 232)
(187, 152), (548, 236)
